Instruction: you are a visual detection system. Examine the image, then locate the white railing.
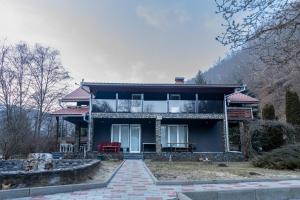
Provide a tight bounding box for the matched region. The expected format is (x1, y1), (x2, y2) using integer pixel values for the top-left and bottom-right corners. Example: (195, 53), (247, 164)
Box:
(80, 144), (87, 158)
(60, 143), (74, 153)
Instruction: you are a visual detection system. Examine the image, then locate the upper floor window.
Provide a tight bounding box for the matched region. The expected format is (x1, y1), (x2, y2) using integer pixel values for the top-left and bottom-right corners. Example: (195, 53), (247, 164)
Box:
(132, 94), (142, 100)
(170, 94), (181, 100)
(131, 94), (142, 112)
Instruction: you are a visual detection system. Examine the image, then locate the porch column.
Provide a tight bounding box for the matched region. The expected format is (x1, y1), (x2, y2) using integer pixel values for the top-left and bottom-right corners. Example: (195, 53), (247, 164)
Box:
(239, 121), (246, 155)
(56, 116), (59, 151)
(74, 125), (80, 152)
(88, 117), (94, 151)
(155, 117), (162, 153)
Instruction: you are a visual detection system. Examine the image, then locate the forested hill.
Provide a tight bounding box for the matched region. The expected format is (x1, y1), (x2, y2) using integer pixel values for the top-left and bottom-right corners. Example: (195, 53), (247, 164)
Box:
(202, 47), (300, 120)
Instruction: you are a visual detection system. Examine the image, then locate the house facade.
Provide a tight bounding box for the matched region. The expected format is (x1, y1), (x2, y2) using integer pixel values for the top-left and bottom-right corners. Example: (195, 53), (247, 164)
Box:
(52, 77), (258, 155)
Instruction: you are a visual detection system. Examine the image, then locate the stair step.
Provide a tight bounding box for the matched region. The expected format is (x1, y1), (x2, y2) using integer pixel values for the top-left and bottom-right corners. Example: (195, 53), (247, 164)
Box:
(52, 152), (64, 159)
(123, 153), (144, 160)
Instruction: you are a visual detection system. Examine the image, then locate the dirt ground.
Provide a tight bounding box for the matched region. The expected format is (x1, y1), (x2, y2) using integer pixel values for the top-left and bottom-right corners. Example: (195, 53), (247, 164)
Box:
(84, 160), (122, 183)
(145, 160), (300, 181)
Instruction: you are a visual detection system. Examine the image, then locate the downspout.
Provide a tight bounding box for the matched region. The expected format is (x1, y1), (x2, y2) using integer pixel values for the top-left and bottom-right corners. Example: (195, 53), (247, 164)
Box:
(80, 81), (93, 152)
(87, 93), (92, 151)
(58, 99), (64, 108)
(223, 96), (230, 152)
(83, 113), (89, 122)
(224, 84), (247, 152)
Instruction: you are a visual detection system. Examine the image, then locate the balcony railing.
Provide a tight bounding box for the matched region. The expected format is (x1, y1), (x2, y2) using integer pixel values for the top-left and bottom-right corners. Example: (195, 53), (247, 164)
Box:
(92, 99), (224, 114)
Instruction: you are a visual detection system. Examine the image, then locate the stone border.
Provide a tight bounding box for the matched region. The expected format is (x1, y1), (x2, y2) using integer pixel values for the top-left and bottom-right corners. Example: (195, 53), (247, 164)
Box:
(177, 187), (300, 200)
(143, 161), (300, 186)
(0, 160), (125, 199)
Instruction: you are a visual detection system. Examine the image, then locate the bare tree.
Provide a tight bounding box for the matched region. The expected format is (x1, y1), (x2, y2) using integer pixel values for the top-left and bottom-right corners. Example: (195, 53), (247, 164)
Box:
(0, 42), (15, 123)
(215, 0), (300, 67)
(0, 41), (32, 159)
(9, 42), (32, 113)
(30, 44), (70, 137)
(0, 41), (71, 157)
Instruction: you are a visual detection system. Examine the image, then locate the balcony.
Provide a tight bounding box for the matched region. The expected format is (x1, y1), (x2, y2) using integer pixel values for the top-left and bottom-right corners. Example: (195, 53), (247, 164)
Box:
(92, 99), (223, 114)
(227, 107), (253, 120)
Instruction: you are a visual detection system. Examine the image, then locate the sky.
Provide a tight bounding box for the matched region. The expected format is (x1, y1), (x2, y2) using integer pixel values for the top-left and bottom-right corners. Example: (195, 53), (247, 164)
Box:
(0, 0), (228, 85)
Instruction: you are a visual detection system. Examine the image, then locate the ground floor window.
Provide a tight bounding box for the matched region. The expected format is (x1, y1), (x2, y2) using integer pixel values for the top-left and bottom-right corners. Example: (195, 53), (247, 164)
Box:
(111, 124), (130, 149)
(161, 125), (188, 147)
(111, 124), (141, 152)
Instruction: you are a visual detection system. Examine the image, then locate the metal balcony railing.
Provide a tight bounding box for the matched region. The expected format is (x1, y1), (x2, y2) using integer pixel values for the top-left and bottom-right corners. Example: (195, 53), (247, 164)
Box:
(92, 99), (224, 114)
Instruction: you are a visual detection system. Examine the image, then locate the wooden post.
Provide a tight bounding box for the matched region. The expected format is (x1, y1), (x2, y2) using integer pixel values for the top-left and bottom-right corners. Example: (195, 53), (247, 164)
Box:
(239, 121), (246, 155)
(155, 118), (162, 153)
(56, 116), (59, 151)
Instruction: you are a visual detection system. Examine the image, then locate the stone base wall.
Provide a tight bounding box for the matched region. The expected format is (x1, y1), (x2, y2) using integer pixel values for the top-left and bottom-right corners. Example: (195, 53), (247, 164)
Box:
(84, 151), (244, 162)
(143, 152), (244, 162)
(0, 159), (100, 189)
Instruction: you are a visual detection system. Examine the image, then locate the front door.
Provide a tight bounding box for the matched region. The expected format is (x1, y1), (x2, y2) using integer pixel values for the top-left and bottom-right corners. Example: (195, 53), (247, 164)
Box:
(130, 124), (141, 153)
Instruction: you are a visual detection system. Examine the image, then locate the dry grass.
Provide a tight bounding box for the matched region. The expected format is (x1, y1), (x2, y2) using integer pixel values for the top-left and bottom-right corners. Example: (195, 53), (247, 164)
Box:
(145, 160), (300, 181)
(84, 160), (122, 183)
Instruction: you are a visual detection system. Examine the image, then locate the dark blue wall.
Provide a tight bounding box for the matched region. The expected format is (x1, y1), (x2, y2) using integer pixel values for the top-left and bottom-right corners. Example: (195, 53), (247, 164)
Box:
(92, 118), (224, 152)
(161, 119), (224, 152)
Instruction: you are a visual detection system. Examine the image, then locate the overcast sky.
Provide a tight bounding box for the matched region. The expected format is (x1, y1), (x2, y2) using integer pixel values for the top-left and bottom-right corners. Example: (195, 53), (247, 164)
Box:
(0, 0), (228, 84)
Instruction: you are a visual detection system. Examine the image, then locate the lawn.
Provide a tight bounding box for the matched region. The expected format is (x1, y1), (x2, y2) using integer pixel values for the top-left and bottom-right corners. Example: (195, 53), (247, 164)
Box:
(145, 160), (300, 181)
(84, 160), (122, 183)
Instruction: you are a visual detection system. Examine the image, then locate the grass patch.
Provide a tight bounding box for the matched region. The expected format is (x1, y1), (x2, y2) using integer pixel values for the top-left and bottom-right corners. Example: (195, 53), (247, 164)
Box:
(145, 160), (300, 181)
(83, 160), (122, 183)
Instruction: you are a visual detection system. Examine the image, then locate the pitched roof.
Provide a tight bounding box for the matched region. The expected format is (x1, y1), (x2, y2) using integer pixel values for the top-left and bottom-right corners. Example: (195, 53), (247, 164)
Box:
(228, 92), (259, 104)
(61, 87), (89, 102)
(51, 107), (89, 116)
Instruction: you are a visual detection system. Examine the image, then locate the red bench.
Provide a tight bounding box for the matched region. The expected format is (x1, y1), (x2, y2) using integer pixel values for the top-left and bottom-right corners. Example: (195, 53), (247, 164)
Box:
(97, 142), (121, 153)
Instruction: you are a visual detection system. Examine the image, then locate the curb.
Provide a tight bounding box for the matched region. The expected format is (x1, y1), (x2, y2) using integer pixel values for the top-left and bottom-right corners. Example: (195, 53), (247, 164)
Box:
(143, 161), (300, 186)
(156, 177), (300, 186)
(0, 160), (125, 199)
(177, 187), (300, 200)
(143, 161), (159, 183)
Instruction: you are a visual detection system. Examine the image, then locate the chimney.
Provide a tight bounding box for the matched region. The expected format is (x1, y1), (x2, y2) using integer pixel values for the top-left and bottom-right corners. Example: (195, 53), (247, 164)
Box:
(175, 77), (184, 84)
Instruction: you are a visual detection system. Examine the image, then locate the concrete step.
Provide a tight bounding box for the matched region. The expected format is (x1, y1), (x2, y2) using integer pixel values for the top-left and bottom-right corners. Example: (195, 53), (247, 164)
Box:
(52, 152), (64, 159)
(123, 153), (144, 160)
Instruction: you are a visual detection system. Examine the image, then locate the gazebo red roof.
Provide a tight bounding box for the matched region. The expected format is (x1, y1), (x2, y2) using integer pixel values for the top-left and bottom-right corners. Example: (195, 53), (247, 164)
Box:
(61, 87), (90, 102)
(51, 107), (89, 116)
(228, 92), (259, 104)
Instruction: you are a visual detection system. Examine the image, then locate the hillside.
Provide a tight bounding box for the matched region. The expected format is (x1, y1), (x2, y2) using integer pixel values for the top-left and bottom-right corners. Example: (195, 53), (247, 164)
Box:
(202, 48), (300, 120)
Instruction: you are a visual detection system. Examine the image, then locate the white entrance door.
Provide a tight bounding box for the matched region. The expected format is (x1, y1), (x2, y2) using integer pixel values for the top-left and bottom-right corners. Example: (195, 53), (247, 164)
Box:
(130, 125), (141, 153)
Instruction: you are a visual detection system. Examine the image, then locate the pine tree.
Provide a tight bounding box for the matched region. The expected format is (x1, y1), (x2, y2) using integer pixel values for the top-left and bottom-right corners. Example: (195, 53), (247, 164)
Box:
(262, 104), (275, 120)
(286, 89), (300, 126)
(194, 70), (206, 85)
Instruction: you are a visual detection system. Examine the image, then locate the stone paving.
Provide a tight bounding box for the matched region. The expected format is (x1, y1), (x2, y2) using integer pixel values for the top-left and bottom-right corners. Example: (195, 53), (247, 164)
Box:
(12, 160), (300, 200)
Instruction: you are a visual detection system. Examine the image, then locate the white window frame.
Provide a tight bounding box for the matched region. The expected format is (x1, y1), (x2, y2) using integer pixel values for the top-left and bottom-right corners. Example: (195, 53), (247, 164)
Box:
(111, 124), (130, 147)
(129, 124), (141, 153)
(111, 124), (141, 153)
(161, 124), (188, 147)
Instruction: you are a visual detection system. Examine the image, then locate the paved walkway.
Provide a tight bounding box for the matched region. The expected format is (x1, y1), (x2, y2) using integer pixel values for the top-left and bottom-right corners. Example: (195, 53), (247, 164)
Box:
(13, 160), (300, 200)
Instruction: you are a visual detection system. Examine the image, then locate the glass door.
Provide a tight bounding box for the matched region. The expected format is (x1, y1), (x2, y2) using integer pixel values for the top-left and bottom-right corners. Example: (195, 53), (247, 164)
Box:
(168, 125), (178, 147)
(130, 125), (141, 153)
(120, 125), (129, 151)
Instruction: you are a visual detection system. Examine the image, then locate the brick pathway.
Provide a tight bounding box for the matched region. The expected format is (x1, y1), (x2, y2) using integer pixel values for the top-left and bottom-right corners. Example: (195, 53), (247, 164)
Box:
(12, 160), (300, 200)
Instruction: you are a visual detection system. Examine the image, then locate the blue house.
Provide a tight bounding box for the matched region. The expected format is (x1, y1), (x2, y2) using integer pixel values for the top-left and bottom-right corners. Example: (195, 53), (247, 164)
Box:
(52, 77), (258, 158)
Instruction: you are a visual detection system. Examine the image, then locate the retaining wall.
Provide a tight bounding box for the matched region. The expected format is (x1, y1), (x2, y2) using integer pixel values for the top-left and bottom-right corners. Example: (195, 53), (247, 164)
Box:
(0, 159), (100, 188)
